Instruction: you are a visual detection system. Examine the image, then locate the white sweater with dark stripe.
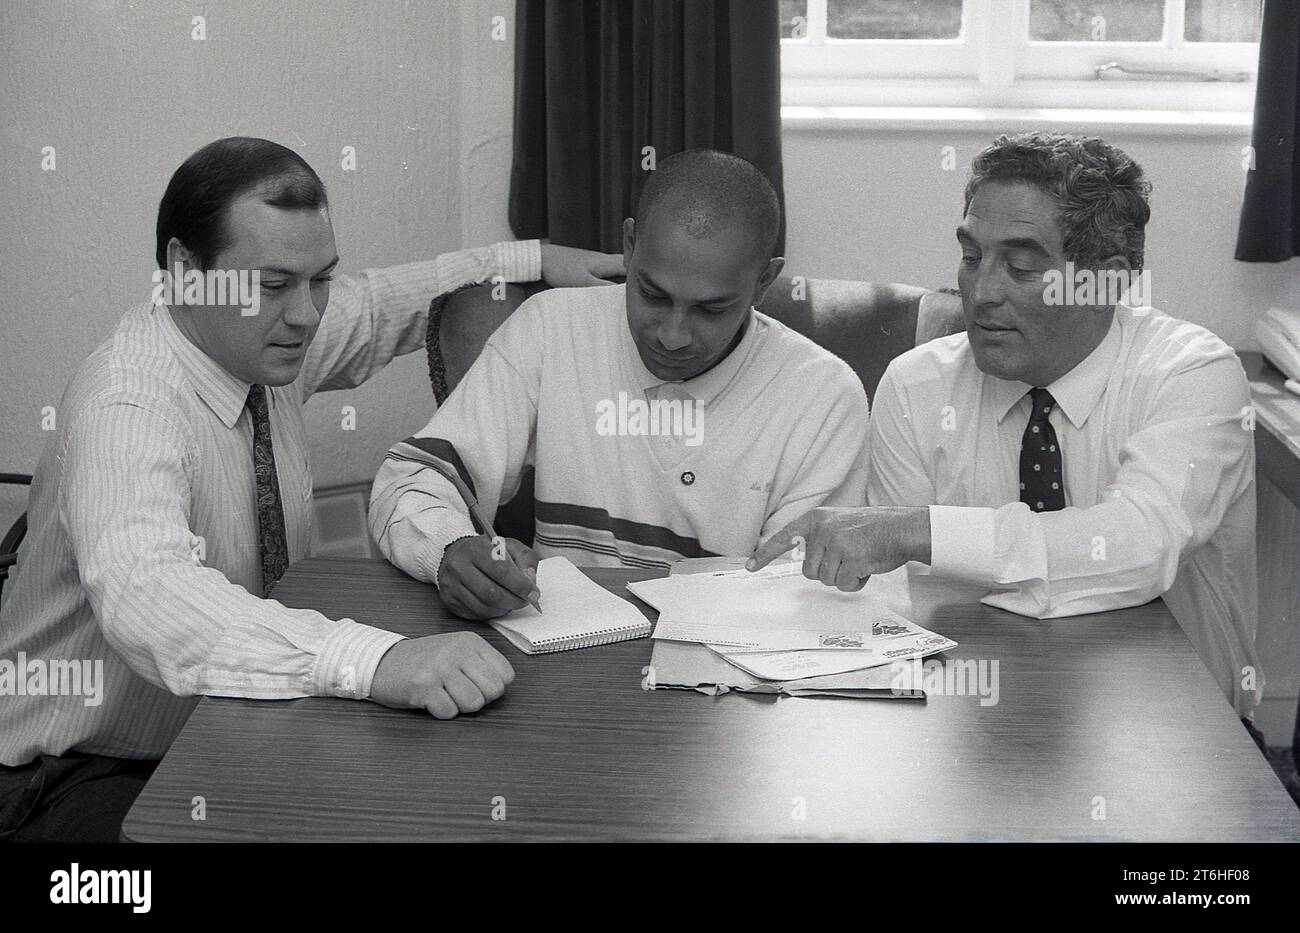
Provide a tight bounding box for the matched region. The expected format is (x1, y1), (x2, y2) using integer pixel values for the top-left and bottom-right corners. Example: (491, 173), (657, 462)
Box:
(370, 284), (871, 579)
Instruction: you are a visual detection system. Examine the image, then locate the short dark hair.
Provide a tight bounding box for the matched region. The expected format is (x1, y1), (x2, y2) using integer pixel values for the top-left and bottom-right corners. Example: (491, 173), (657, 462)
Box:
(635, 149), (781, 263)
(155, 137), (327, 269)
(964, 133), (1152, 271)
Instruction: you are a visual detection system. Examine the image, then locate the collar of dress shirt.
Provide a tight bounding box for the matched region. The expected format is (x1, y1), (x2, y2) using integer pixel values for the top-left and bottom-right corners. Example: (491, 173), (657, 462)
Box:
(990, 309), (1123, 429)
(620, 305), (759, 406)
(151, 301), (255, 429)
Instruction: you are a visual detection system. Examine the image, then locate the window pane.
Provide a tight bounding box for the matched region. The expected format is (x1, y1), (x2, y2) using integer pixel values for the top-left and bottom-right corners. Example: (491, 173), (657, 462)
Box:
(1184, 0), (1261, 42)
(1028, 0), (1165, 42)
(827, 0), (962, 40)
(780, 0), (808, 39)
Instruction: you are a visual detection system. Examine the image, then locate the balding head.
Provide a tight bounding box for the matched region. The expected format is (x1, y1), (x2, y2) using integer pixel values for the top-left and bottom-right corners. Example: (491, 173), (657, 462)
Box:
(621, 149), (785, 383)
(634, 149), (781, 268)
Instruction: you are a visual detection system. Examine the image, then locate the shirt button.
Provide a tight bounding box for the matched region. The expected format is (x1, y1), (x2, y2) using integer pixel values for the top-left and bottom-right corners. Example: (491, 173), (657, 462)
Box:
(681, 471), (695, 486)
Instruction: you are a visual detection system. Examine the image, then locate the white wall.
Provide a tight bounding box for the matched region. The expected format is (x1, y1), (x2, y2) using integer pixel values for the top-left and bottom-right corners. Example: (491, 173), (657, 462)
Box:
(0, 0), (516, 537)
(452, 1), (518, 250)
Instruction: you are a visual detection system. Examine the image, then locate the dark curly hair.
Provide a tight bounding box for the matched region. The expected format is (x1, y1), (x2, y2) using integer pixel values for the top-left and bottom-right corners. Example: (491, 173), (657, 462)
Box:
(964, 133), (1152, 271)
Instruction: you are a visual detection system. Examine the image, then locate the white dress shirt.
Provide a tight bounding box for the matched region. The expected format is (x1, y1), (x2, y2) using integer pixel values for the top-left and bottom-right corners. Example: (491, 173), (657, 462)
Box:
(869, 304), (1262, 717)
(0, 242), (540, 765)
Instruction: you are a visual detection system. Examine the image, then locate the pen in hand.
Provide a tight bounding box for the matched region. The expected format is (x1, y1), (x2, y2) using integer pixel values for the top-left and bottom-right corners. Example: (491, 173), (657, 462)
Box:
(462, 499), (542, 615)
(420, 456), (543, 614)
(523, 571), (543, 615)
(503, 556), (542, 614)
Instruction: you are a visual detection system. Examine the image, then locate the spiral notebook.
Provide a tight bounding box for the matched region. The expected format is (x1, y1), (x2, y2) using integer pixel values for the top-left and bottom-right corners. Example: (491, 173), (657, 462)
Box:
(489, 556), (653, 654)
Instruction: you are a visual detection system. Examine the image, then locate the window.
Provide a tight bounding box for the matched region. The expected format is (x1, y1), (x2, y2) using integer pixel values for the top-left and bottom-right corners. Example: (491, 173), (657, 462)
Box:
(780, 0), (1262, 111)
(780, 0), (977, 80)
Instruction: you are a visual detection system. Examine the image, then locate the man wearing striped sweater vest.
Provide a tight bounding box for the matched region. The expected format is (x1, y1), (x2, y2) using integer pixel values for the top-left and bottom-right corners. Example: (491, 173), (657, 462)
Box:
(370, 150), (872, 620)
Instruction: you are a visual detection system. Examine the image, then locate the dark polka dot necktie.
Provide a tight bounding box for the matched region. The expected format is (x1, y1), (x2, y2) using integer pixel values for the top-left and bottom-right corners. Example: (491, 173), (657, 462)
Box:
(1019, 387), (1065, 513)
(246, 385), (289, 596)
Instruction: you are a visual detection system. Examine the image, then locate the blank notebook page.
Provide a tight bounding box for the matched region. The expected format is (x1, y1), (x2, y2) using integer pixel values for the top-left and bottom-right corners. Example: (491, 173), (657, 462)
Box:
(489, 556), (653, 654)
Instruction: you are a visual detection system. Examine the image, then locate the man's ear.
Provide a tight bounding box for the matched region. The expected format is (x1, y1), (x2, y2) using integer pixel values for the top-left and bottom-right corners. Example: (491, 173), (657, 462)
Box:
(1099, 254), (1132, 274)
(751, 256), (785, 308)
(622, 218), (636, 271)
(164, 237), (196, 274)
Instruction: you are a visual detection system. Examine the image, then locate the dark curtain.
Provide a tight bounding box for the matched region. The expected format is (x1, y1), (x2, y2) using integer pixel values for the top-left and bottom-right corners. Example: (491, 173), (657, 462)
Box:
(1235, 0), (1300, 261)
(509, 0), (785, 255)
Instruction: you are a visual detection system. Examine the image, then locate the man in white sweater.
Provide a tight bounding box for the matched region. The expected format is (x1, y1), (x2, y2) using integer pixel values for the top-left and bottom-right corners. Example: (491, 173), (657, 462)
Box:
(371, 150), (871, 620)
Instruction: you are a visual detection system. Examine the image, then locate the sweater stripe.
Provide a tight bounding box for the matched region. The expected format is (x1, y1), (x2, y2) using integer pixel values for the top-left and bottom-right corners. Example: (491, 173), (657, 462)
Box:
(389, 436), (478, 500)
(532, 533), (673, 570)
(534, 499), (719, 559)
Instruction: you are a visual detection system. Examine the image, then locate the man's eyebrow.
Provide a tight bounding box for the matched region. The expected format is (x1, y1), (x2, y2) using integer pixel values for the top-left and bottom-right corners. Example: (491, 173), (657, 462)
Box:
(997, 237), (1051, 257)
(956, 228), (1049, 258)
(258, 256), (340, 277)
(638, 271), (740, 306)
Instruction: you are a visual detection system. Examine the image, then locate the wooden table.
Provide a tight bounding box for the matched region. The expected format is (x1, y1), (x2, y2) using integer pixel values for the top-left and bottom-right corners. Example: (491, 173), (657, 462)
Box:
(123, 559), (1300, 842)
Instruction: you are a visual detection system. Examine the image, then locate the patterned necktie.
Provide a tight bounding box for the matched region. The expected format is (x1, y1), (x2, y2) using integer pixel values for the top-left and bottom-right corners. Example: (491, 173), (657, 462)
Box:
(1019, 387), (1066, 513)
(246, 385), (289, 596)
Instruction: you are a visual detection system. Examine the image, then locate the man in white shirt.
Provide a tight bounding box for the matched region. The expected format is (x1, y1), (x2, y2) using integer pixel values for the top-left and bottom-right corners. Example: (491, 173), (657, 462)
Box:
(751, 133), (1263, 734)
(0, 136), (620, 841)
(371, 149), (871, 620)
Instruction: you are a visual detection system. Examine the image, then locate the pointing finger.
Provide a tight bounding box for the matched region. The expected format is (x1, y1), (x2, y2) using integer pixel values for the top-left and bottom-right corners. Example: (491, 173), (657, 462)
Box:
(748, 513), (811, 571)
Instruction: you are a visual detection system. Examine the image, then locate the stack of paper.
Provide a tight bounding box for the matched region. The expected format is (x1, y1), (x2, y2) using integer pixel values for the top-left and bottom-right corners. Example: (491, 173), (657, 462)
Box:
(628, 559), (956, 698)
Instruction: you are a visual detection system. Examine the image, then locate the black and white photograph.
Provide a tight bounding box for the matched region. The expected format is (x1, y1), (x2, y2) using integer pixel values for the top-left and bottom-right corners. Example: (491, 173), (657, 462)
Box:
(0, 0), (1297, 908)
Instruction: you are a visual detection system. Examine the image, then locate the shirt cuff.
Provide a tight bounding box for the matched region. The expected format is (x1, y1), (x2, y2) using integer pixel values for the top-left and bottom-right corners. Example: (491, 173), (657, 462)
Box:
(492, 240), (542, 283)
(312, 620), (407, 700)
(415, 515), (480, 587)
(928, 504), (1002, 582)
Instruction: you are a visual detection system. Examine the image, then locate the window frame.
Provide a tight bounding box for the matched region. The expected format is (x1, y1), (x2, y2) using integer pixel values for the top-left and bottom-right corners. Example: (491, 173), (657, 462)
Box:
(780, 0), (1260, 113)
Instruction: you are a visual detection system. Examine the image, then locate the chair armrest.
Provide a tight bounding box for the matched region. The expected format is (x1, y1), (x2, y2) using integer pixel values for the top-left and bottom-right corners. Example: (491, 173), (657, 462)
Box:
(0, 474), (31, 574)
